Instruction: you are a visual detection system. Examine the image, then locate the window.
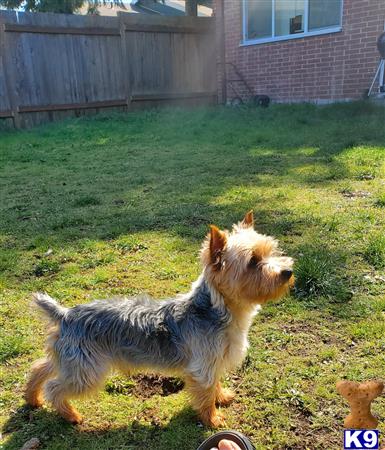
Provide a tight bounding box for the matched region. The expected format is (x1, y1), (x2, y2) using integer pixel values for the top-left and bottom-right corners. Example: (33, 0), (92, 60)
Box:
(243, 0), (343, 45)
(308, 0), (342, 31)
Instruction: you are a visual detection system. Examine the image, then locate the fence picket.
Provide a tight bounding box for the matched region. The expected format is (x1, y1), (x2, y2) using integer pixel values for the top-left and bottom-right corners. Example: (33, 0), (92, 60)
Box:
(0, 11), (217, 128)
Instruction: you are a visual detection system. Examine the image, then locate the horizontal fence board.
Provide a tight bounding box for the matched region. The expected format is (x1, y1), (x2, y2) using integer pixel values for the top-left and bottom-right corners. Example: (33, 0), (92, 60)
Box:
(131, 91), (217, 101)
(0, 110), (14, 118)
(124, 24), (210, 34)
(5, 10), (119, 28)
(4, 24), (120, 36)
(19, 99), (128, 113)
(118, 13), (213, 27)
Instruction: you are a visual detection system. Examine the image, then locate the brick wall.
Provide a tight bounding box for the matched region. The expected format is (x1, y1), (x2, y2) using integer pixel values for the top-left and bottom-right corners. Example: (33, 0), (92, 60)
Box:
(215, 0), (385, 103)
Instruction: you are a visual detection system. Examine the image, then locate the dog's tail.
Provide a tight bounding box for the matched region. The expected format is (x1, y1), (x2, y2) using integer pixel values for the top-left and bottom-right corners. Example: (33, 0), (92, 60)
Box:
(32, 292), (68, 323)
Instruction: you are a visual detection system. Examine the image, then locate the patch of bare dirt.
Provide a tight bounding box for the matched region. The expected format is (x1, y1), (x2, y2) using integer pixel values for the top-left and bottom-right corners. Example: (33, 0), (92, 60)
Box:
(131, 374), (184, 398)
(341, 189), (371, 199)
(281, 320), (345, 344)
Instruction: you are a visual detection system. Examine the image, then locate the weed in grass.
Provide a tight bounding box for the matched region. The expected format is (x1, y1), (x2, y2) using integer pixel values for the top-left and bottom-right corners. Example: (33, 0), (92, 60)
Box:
(364, 234), (385, 269)
(294, 246), (350, 302)
(89, 268), (111, 285)
(73, 195), (101, 207)
(105, 376), (136, 395)
(156, 268), (180, 280)
(375, 193), (385, 207)
(283, 388), (310, 414)
(33, 259), (60, 277)
(81, 254), (115, 269)
(115, 236), (148, 253)
(325, 216), (340, 232)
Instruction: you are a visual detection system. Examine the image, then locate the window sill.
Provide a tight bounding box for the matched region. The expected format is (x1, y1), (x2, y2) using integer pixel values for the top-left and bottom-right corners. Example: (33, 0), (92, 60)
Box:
(240, 26), (342, 47)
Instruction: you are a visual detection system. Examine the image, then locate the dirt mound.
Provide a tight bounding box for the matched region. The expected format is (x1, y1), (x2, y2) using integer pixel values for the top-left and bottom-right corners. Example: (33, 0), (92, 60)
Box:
(132, 374), (184, 398)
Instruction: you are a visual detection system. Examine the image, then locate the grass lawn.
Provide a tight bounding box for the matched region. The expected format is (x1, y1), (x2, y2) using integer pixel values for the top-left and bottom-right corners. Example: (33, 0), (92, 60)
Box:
(0, 102), (384, 450)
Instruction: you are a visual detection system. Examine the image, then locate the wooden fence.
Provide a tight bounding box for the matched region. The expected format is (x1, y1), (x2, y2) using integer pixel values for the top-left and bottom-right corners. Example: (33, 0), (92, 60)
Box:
(0, 10), (217, 128)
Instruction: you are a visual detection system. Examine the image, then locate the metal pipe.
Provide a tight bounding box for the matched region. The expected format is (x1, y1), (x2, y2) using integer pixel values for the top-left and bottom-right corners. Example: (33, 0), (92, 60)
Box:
(218, 0), (227, 104)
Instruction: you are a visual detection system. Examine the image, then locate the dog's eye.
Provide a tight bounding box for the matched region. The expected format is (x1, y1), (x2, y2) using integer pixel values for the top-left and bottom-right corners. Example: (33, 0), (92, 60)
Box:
(249, 256), (258, 267)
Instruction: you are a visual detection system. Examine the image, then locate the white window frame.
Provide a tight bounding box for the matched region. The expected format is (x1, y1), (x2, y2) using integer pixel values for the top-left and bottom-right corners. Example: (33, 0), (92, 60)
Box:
(242, 0), (343, 46)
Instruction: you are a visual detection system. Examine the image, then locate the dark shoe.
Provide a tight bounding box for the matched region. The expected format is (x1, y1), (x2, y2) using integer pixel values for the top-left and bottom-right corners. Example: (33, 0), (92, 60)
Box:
(197, 430), (255, 450)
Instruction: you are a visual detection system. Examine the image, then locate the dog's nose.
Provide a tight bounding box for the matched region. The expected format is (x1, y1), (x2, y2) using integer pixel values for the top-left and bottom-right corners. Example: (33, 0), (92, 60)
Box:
(281, 269), (293, 281)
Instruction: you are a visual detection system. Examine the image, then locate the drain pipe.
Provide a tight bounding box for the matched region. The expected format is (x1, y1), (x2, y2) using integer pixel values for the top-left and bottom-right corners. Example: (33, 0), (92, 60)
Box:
(218, 0), (227, 104)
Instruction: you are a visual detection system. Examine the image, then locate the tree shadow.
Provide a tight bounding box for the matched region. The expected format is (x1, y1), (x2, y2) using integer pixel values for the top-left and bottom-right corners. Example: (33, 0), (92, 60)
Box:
(1, 102), (384, 247)
(0, 104), (382, 319)
(2, 401), (205, 450)
(1, 103), (384, 450)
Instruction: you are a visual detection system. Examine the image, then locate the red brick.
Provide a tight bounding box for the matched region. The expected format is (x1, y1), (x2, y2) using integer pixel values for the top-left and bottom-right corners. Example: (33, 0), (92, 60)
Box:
(215, 0), (385, 101)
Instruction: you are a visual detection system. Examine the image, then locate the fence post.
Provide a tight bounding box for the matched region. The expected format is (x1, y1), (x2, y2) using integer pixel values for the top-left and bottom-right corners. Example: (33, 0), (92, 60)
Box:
(186, 0), (198, 16)
(0, 13), (21, 128)
(118, 12), (131, 110)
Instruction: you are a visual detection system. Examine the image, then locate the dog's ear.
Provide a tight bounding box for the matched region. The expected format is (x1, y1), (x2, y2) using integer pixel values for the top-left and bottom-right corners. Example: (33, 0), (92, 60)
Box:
(209, 225), (227, 268)
(241, 210), (254, 228)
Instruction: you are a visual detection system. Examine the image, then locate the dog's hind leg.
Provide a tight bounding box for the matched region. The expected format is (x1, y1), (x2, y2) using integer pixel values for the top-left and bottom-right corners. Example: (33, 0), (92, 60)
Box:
(45, 358), (109, 424)
(25, 357), (55, 408)
(45, 378), (84, 424)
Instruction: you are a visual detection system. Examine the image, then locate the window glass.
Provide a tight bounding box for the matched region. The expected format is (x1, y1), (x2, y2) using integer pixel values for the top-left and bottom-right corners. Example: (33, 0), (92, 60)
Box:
(244, 0), (342, 42)
(308, 0), (341, 31)
(247, 0), (272, 40)
(275, 0), (305, 36)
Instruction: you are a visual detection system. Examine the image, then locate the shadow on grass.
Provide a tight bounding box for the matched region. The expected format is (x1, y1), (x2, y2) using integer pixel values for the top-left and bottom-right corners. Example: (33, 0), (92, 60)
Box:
(1, 104), (384, 450)
(2, 404), (205, 450)
(1, 102), (384, 246)
(0, 104), (382, 324)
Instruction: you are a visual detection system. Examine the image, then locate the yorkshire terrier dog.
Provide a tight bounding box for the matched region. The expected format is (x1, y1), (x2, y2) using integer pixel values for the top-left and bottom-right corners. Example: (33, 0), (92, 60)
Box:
(25, 211), (294, 427)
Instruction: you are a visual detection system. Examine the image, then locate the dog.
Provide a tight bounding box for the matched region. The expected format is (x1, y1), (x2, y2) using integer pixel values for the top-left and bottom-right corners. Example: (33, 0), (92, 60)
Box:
(25, 211), (294, 427)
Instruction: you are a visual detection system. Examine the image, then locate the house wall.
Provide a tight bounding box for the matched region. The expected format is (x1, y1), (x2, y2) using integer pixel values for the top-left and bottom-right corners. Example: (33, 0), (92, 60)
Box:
(216, 0), (385, 103)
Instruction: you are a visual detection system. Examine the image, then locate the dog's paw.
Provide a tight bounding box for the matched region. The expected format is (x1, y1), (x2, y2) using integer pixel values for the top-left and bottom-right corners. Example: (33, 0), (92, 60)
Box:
(201, 410), (226, 428)
(68, 414), (83, 425)
(210, 411), (226, 428)
(216, 388), (236, 407)
(25, 394), (44, 409)
(61, 410), (83, 425)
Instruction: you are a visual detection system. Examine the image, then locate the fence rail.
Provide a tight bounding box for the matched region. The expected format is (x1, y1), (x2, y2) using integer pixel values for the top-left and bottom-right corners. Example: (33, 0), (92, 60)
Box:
(0, 11), (217, 128)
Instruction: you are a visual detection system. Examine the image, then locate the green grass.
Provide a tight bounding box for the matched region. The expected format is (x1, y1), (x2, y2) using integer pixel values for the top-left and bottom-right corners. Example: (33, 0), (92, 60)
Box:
(0, 102), (385, 450)
(376, 193), (385, 207)
(364, 234), (385, 269)
(293, 246), (350, 302)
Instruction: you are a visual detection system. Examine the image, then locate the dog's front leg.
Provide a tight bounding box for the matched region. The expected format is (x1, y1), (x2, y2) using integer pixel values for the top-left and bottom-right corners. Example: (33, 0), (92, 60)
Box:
(215, 382), (235, 407)
(186, 376), (226, 428)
